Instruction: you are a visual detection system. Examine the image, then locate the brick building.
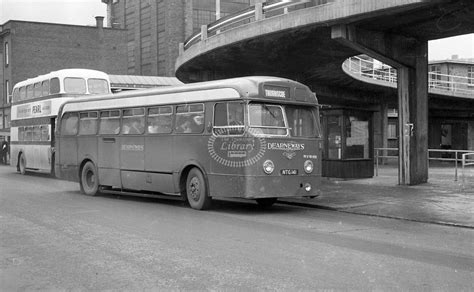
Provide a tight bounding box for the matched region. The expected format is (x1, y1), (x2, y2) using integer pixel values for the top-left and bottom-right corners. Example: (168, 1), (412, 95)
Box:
(101, 0), (256, 76)
(0, 18), (127, 139)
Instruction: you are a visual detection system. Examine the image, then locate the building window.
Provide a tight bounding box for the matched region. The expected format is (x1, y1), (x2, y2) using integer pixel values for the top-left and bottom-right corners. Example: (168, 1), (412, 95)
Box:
(388, 122), (397, 139)
(468, 66), (474, 87)
(4, 42), (9, 66)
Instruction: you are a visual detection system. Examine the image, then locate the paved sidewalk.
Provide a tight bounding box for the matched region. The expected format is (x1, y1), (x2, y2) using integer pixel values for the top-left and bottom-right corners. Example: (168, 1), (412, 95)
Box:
(282, 165), (474, 228)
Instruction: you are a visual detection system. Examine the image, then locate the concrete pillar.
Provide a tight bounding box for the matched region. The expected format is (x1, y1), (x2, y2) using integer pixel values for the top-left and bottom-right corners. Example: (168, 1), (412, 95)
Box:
(331, 24), (429, 185)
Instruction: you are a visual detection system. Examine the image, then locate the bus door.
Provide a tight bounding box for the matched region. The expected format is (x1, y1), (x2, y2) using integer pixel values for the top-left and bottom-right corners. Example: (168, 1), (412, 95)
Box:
(97, 110), (121, 187)
(143, 106), (174, 194)
(119, 108), (146, 190)
(58, 113), (79, 179)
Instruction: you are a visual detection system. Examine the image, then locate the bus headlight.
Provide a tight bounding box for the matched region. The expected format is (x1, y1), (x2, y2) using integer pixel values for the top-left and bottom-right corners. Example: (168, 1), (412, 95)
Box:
(263, 160), (275, 175)
(304, 160), (314, 174)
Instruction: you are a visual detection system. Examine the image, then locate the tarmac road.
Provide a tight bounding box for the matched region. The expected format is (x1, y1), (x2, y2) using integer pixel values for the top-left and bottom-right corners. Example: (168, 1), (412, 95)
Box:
(0, 165), (473, 290)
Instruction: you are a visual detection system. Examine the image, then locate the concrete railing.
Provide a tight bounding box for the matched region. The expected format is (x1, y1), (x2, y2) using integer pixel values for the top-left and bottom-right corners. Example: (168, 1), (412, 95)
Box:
(181, 0), (328, 51)
(375, 147), (474, 181)
(344, 55), (474, 96)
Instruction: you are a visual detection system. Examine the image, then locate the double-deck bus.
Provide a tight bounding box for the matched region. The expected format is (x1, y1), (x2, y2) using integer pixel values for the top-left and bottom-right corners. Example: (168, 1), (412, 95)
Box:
(55, 76), (322, 209)
(10, 69), (111, 175)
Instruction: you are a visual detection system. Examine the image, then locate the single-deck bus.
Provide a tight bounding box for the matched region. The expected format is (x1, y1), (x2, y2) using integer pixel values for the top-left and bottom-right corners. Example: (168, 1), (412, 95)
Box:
(55, 76), (322, 209)
(10, 69), (111, 175)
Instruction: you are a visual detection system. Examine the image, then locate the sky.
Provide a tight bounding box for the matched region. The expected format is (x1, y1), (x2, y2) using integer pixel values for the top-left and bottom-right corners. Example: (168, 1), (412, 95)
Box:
(1, 0), (473, 61)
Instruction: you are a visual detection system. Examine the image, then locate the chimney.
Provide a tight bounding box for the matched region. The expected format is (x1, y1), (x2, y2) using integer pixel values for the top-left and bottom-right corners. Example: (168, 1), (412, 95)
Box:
(95, 16), (105, 28)
(451, 54), (459, 60)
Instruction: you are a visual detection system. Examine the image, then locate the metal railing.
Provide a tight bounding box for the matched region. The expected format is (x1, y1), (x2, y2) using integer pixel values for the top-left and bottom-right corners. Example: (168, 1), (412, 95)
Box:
(344, 55), (474, 95)
(183, 0), (327, 50)
(375, 148), (474, 181)
(462, 153), (474, 188)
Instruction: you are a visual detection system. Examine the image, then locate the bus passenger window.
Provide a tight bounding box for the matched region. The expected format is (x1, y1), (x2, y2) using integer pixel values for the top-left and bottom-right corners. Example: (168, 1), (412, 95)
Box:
(60, 113), (79, 136)
(26, 85), (34, 99)
(122, 108), (145, 135)
(42, 80), (50, 96)
(40, 125), (50, 141)
(34, 82), (42, 97)
(18, 127), (25, 141)
(12, 88), (20, 103)
(88, 79), (109, 94)
(64, 78), (86, 94)
(213, 102), (244, 135)
(33, 126), (41, 141)
(79, 112), (98, 135)
(25, 127), (33, 141)
(176, 104), (204, 134)
(147, 106), (172, 134)
(99, 110), (120, 135)
(50, 78), (60, 94)
(19, 87), (26, 100)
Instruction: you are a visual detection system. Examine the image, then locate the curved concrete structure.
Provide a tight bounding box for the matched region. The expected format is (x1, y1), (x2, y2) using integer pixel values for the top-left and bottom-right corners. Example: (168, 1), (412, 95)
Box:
(176, 0), (474, 104)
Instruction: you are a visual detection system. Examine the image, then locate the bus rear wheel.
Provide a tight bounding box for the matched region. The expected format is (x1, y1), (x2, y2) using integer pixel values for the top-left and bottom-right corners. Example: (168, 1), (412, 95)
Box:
(80, 161), (99, 196)
(185, 168), (211, 210)
(256, 198), (277, 208)
(18, 153), (26, 175)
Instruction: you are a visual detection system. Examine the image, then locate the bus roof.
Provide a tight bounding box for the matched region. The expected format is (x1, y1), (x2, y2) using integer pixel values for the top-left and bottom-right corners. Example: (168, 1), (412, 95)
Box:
(60, 76), (317, 114)
(12, 68), (110, 89)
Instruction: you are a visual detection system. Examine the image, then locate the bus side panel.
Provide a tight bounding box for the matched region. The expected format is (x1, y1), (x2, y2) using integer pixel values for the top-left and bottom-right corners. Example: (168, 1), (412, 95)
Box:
(78, 136), (97, 167)
(120, 136), (145, 190)
(98, 136), (121, 187)
(57, 137), (78, 181)
(143, 136), (174, 194)
(172, 135), (210, 190)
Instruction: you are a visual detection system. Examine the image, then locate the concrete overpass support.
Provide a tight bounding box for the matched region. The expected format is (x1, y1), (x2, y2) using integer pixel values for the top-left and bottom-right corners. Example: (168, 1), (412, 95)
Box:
(332, 24), (428, 185)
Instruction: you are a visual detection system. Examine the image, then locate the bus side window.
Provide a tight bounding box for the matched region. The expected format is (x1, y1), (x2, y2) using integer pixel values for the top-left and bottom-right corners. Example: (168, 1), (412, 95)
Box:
(19, 87), (26, 101)
(213, 102), (244, 135)
(99, 110), (120, 135)
(79, 112), (98, 135)
(33, 126), (41, 141)
(50, 78), (60, 94)
(147, 106), (172, 134)
(12, 88), (20, 103)
(25, 126), (33, 141)
(122, 108), (145, 135)
(40, 125), (50, 141)
(26, 84), (34, 100)
(60, 113), (79, 136)
(34, 82), (42, 98)
(42, 80), (50, 96)
(175, 104), (204, 134)
(18, 127), (25, 141)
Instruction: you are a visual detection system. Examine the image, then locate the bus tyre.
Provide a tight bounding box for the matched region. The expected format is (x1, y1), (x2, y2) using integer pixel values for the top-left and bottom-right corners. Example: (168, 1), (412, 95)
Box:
(18, 153), (26, 175)
(256, 198), (277, 208)
(186, 168), (212, 210)
(80, 161), (99, 196)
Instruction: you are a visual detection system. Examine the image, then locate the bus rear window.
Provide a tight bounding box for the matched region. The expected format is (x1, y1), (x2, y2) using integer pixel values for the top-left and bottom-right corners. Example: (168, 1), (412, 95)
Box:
(88, 78), (109, 94)
(64, 78), (86, 94)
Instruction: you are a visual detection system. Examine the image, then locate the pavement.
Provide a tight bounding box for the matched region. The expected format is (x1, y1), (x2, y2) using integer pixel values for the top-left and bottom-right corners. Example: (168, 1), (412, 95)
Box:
(281, 164), (474, 229)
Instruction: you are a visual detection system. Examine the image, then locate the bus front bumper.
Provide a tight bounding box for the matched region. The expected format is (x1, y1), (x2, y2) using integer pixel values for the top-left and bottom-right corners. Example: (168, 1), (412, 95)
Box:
(208, 174), (321, 199)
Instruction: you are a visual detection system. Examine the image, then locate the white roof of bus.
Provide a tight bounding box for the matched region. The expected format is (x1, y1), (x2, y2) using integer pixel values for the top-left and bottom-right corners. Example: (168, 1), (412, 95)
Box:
(61, 76), (311, 113)
(13, 68), (110, 89)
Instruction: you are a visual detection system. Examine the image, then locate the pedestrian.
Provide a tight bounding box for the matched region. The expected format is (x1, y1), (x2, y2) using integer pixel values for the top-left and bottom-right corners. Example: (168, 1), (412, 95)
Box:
(1, 138), (9, 165)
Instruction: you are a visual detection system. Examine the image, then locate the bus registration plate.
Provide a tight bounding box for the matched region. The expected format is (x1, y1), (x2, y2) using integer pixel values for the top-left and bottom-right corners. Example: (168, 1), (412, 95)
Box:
(280, 169), (298, 175)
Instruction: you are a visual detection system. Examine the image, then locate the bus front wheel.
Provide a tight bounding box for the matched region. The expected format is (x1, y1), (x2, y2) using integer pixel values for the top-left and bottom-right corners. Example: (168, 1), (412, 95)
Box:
(80, 161), (99, 196)
(185, 168), (212, 210)
(18, 153), (26, 175)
